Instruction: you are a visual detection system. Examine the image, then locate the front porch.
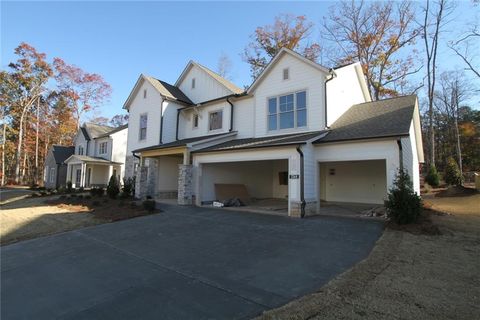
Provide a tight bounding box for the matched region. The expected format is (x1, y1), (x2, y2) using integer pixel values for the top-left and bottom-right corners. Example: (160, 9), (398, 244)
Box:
(65, 155), (122, 188)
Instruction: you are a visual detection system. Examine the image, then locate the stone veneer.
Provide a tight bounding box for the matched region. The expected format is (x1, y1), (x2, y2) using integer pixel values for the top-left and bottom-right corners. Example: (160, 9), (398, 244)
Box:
(124, 155), (139, 180)
(290, 201), (318, 218)
(135, 157), (158, 199)
(178, 164), (193, 205)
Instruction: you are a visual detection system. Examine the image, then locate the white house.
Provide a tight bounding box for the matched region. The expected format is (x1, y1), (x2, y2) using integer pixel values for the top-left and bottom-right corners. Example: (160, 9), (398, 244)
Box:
(64, 123), (128, 188)
(123, 48), (424, 217)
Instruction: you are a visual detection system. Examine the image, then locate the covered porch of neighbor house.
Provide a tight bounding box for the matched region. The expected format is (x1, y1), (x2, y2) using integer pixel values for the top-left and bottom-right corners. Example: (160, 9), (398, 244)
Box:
(65, 155), (122, 188)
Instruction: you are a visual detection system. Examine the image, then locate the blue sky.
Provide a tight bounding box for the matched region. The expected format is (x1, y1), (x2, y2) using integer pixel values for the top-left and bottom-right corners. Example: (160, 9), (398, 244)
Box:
(2, 1), (479, 120)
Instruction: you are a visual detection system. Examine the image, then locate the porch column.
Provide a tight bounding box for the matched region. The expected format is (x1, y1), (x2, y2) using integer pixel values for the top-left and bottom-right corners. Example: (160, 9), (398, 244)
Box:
(80, 163), (86, 187)
(183, 150), (191, 165)
(66, 164), (71, 185)
(178, 164), (193, 205)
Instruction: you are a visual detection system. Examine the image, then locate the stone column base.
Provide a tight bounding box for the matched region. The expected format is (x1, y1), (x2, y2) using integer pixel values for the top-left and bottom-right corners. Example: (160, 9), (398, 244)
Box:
(178, 164), (193, 205)
(290, 201), (318, 218)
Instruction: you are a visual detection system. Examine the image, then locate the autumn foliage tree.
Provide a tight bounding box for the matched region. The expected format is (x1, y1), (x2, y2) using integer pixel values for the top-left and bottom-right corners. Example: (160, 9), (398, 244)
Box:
(323, 0), (421, 100)
(243, 14), (321, 80)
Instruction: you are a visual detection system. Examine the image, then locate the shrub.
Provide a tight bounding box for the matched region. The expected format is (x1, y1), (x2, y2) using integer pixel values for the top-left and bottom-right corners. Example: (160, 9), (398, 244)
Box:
(118, 200), (125, 207)
(386, 169), (422, 225)
(66, 181), (73, 193)
(78, 187), (84, 192)
(84, 195), (92, 200)
(59, 195), (67, 200)
(122, 177), (135, 198)
(107, 175), (120, 199)
(425, 165), (440, 187)
(77, 194), (84, 199)
(92, 200), (101, 206)
(90, 187), (104, 197)
(57, 187), (66, 194)
(142, 199), (156, 212)
(130, 201), (137, 209)
(444, 157), (463, 186)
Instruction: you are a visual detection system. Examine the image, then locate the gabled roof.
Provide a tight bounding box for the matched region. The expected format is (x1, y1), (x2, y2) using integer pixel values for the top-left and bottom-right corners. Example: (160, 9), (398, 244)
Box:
(194, 131), (328, 153)
(133, 132), (236, 153)
(51, 145), (75, 164)
(314, 95), (417, 144)
(95, 124), (128, 139)
(123, 74), (193, 110)
(81, 123), (115, 140)
(64, 155), (122, 165)
(247, 47), (330, 94)
(175, 61), (243, 94)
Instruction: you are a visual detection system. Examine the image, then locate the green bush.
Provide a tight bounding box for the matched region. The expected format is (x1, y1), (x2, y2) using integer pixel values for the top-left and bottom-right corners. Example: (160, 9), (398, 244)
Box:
(107, 175), (120, 199)
(386, 169), (422, 224)
(444, 157), (463, 186)
(142, 199), (156, 212)
(66, 181), (73, 193)
(425, 165), (440, 187)
(89, 187), (104, 197)
(122, 177), (135, 198)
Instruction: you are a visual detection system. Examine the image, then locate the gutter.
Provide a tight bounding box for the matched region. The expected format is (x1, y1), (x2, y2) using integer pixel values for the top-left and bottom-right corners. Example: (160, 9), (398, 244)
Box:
(296, 145), (306, 218)
(227, 97), (234, 132)
(397, 139), (404, 171)
(324, 69), (337, 129)
(132, 152), (140, 159)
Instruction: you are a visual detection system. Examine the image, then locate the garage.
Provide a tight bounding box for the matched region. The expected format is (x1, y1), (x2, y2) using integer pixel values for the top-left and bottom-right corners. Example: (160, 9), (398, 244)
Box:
(199, 159), (290, 214)
(319, 159), (387, 205)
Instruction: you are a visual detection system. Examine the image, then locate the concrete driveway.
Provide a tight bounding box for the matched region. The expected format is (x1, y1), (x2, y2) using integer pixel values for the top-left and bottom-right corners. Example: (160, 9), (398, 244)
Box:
(1, 205), (383, 320)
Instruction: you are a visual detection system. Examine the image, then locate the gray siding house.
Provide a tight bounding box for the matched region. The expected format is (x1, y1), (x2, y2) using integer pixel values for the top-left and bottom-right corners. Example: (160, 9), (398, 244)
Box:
(44, 145), (75, 189)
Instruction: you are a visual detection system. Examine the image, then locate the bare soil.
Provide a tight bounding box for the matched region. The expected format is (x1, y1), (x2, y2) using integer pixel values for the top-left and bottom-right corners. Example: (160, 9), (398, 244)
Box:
(257, 192), (480, 320)
(0, 195), (158, 246)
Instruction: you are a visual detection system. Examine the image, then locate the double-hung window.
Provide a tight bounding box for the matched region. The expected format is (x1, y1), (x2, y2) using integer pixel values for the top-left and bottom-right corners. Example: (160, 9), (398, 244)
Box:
(99, 142), (108, 155)
(139, 114), (147, 140)
(209, 110), (223, 131)
(268, 91), (307, 131)
(78, 145), (84, 155)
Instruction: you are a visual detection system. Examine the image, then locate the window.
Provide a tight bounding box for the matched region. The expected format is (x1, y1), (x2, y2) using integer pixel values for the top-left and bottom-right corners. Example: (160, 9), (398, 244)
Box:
(193, 114), (199, 128)
(267, 91), (307, 131)
(283, 68), (289, 80)
(278, 171), (288, 185)
(134, 163), (139, 174)
(139, 114), (147, 140)
(99, 141), (108, 155)
(191, 78), (196, 89)
(143, 89), (147, 99)
(50, 168), (56, 183)
(209, 110), (223, 131)
(78, 145), (84, 155)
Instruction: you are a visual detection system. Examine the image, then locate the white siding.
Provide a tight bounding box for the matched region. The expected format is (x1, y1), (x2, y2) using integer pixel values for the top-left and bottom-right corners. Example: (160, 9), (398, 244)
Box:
(177, 65), (231, 103)
(179, 101), (231, 139)
(157, 156), (182, 192)
(126, 80), (163, 154)
(110, 127), (128, 180)
(252, 53), (328, 137)
(94, 137), (112, 159)
(402, 122), (421, 194)
(326, 63), (369, 126)
(233, 98), (254, 138)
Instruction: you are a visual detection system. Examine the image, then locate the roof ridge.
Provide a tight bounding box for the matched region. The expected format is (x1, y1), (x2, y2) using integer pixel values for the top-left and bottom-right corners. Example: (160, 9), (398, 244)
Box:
(353, 95), (417, 106)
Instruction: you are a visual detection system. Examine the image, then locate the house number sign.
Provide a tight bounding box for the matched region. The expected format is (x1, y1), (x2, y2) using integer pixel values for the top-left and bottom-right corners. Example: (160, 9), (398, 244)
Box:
(289, 174), (300, 179)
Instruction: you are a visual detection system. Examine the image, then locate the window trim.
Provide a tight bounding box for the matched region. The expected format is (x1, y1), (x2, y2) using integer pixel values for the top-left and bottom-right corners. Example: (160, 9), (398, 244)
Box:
(78, 145), (84, 155)
(282, 68), (289, 80)
(266, 89), (308, 132)
(50, 167), (56, 183)
(139, 113), (148, 141)
(143, 89), (147, 99)
(191, 78), (196, 89)
(208, 109), (224, 132)
(98, 141), (108, 155)
(192, 113), (199, 129)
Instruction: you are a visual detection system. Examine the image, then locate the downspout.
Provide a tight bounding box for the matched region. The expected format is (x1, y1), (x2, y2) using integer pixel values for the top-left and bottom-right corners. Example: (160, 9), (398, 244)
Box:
(296, 145), (306, 218)
(227, 97), (234, 132)
(324, 69), (337, 129)
(176, 108), (181, 140)
(132, 152), (140, 160)
(397, 139), (404, 171)
(159, 98), (165, 144)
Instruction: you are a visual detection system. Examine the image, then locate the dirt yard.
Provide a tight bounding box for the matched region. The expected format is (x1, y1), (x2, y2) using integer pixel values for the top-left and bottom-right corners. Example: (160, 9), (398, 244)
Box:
(257, 192), (480, 319)
(0, 195), (158, 246)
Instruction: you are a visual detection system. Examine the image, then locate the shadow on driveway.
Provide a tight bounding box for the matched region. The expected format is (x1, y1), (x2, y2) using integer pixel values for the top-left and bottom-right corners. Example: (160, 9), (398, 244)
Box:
(1, 205), (384, 320)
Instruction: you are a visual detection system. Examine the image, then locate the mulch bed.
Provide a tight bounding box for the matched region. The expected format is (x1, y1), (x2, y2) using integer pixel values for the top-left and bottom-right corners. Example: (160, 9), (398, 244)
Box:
(435, 185), (478, 198)
(44, 196), (159, 222)
(386, 207), (444, 236)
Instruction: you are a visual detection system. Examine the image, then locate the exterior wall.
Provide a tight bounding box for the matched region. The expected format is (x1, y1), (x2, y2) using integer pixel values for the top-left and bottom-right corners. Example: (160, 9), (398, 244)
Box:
(251, 53), (328, 137)
(315, 139), (400, 193)
(94, 137), (112, 160)
(43, 150), (57, 189)
(271, 160), (288, 199)
(326, 63), (369, 126)
(232, 98), (255, 138)
(179, 101), (231, 139)
(88, 165), (110, 186)
(110, 128), (128, 181)
(57, 165), (68, 188)
(73, 132), (89, 156)
(319, 160), (387, 204)
(156, 156), (182, 192)
(124, 155), (139, 179)
(177, 64), (232, 104)
(402, 122), (421, 194)
(126, 79), (163, 154)
(161, 101), (182, 144)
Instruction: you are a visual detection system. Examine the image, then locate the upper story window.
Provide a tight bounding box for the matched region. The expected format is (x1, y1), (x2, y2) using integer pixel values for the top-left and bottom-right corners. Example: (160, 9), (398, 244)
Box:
(191, 78), (196, 89)
(78, 145), (84, 155)
(268, 91), (307, 131)
(209, 110), (223, 131)
(143, 89), (147, 99)
(193, 114), (199, 129)
(139, 114), (148, 140)
(283, 68), (289, 80)
(99, 141), (108, 155)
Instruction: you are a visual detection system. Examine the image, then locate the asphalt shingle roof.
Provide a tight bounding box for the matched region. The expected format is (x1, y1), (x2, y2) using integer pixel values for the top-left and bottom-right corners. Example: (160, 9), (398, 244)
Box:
(51, 145), (75, 164)
(194, 131), (327, 153)
(82, 123), (115, 140)
(315, 95), (417, 144)
(95, 124), (128, 138)
(133, 132), (236, 153)
(145, 76), (194, 105)
(66, 155), (122, 165)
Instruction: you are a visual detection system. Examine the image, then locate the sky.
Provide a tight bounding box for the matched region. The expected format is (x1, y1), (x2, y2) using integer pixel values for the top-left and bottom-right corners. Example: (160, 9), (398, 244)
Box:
(2, 1), (479, 121)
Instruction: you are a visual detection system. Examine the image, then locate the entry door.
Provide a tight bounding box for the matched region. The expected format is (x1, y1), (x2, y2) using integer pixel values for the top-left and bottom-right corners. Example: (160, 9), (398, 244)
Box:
(75, 169), (81, 187)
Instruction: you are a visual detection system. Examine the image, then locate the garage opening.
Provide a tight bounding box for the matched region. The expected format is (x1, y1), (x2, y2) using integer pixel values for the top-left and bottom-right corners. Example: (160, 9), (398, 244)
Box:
(200, 159), (289, 215)
(319, 159), (387, 205)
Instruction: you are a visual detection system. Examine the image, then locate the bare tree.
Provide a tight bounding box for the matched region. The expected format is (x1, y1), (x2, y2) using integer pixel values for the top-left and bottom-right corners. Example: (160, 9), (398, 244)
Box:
(217, 53), (233, 80)
(421, 0), (455, 167)
(449, 27), (480, 79)
(323, 0), (421, 100)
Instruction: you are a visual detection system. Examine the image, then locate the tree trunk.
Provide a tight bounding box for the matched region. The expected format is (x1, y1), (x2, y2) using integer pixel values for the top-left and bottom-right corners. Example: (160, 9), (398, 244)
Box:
(1, 122), (5, 186)
(35, 98), (40, 184)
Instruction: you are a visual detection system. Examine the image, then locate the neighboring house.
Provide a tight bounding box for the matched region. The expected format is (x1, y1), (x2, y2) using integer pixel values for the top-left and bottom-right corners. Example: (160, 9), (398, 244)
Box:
(123, 47), (423, 217)
(44, 145), (75, 189)
(64, 123), (128, 188)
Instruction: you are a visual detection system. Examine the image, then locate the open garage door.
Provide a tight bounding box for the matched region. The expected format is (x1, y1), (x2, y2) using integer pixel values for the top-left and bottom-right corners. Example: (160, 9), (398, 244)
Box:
(319, 159), (387, 205)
